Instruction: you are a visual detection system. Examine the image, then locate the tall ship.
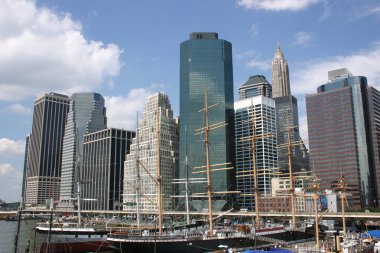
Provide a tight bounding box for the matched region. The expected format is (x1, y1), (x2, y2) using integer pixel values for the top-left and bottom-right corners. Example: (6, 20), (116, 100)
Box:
(107, 94), (260, 253)
(35, 182), (114, 253)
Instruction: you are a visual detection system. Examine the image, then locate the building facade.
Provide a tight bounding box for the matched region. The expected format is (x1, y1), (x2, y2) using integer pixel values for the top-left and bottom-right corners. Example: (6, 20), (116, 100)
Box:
(81, 128), (134, 210)
(306, 68), (379, 209)
(179, 32), (235, 211)
(59, 93), (107, 209)
(271, 47), (309, 174)
(238, 75), (272, 100)
(234, 95), (278, 210)
(272, 46), (290, 98)
(124, 93), (178, 212)
(25, 93), (69, 206)
(21, 135), (31, 207)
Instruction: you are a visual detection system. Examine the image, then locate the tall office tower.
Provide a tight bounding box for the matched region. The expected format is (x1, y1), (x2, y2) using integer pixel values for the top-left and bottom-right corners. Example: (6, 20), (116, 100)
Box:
(271, 47), (309, 174)
(81, 128), (134, 210)
(123, 93), (178, 211)
(306, 68), (379, 209)
(238, 75), (272, 100)
(234, 94), (278, 210)
(21, 135), (31, 207)
(59, 93), (107, 209)
(179, 32), (235, 211)
(367, 87), (380, 207)
(272, 46), (290, 98)
(25, 93), (69, 206)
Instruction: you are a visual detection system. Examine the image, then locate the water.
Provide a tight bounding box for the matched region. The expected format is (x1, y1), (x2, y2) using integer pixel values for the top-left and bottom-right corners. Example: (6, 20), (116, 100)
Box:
(0, 219), (43, 253)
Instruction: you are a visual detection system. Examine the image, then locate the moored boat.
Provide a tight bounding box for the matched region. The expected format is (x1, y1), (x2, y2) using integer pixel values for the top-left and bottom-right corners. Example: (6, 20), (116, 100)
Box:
(36, 222), (114, 253)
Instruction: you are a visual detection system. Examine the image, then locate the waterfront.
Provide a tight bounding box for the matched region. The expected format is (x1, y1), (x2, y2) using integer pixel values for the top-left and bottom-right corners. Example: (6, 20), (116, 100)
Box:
(0, 219), (42, 253)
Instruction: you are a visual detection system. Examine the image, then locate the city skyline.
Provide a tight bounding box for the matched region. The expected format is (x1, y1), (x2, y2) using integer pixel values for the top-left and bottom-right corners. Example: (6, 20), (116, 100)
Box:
(1, 0), (380, 202)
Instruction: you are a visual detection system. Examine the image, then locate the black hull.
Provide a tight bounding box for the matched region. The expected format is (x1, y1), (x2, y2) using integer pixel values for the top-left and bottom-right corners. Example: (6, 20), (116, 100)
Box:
(110, 237), (261, 253)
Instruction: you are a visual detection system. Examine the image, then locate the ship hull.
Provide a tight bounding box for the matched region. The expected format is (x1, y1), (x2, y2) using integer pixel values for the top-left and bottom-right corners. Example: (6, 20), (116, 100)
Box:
(108, 236), (259, 253)
(40, 235), (112, 253)
(36, 227), (114, 253)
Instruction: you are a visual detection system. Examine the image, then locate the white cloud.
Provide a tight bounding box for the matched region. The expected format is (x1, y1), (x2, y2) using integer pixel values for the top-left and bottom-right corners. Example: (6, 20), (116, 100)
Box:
(0, 163), (22, 202)
(293, 31), (312, 46)
(237, 0), (321, 11)
(246, 58), (271, 71)
(250, 23), (259, 37)
(292, 42), (380, 148)
(235, 50), (256, 60)
(0, 0), (122, 101)
(292, 42), (380, 96)
(0, 138), (25, 156)
(105, 88), (156, 130)
(9, 103), (32, 115)
(0, 163), (17, 175)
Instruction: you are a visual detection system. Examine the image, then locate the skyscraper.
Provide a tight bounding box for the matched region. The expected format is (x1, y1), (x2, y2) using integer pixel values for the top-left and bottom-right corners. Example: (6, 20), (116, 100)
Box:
(179, 32), (235, 211)
(271, 46), (309, 174)
(25, 93), (69, 206)
(272, 46), (290, 98)
(59, 92), (107, 209)
(234, 92), (278, 210)
(306, 68), (379, 209)
(124, 93), (178, 211)
(21, 135), (31, 207)
(81, 128), (134, 210)
(238, 75), (272, 100)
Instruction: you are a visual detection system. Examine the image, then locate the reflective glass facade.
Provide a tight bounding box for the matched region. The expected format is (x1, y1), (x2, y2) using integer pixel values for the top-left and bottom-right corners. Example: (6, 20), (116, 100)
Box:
(59, 93), (107, 209)
(306, 74), (378, 208)
(179, 33), (235, 210)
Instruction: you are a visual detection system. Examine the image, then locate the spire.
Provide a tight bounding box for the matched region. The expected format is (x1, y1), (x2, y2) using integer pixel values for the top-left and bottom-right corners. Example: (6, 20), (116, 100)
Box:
(272, 46), (291, 98)
(274, 44), (284, 59)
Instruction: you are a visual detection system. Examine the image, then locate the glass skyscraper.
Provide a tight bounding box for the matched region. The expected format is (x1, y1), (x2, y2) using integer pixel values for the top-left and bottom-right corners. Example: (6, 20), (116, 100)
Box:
(59, 92), (107, 209)
(179, 32), (235, 211)
(306, 68), (379, 209)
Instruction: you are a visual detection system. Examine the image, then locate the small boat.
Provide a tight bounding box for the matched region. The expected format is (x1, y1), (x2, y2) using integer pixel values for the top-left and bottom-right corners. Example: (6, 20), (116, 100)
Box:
(36, 181), (114, 253)
(36, 222), (113, 253)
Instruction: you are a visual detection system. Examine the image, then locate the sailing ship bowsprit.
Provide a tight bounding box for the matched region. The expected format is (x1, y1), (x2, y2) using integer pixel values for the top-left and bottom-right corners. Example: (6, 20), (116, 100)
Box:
(107, 93), (257, 253)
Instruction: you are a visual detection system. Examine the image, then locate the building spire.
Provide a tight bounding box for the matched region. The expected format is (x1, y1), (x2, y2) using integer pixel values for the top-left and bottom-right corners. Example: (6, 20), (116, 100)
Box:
(272, 46), (291, 98)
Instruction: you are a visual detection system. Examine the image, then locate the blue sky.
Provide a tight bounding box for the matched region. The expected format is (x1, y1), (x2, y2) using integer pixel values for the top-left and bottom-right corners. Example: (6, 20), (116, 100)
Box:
(0, 0), (379, 202)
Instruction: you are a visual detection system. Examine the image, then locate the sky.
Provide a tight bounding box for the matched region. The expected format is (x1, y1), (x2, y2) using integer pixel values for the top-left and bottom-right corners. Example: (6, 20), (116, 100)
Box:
(0, 0), (379, 202)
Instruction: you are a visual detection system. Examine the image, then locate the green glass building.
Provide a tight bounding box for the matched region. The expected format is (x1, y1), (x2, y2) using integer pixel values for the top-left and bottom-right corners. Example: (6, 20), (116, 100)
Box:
(179, 32), (235, 211)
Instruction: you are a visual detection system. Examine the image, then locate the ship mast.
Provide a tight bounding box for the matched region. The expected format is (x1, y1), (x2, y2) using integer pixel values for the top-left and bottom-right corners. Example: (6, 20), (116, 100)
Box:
(277, 111), (304, 229)
(203, 92), (214, 238)
(193, 91), (234, 239)
(157, 103), (163, 236)
(312, 176), (321, 248)
(337, 175), (347, 244)
(286, 114), (296, 228)
(136, 112), (141, 227)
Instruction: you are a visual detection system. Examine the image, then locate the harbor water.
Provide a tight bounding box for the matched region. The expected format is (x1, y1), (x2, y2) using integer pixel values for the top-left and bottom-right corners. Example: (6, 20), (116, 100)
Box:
(0, 219), (42, 253)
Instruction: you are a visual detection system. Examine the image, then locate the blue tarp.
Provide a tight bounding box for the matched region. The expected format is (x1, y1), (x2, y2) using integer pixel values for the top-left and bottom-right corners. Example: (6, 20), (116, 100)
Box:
(243, 249), (293, 253)
(361, 230), (380, 238)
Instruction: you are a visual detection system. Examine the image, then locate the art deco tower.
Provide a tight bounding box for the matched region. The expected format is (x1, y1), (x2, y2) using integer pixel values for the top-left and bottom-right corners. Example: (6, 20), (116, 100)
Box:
(272, 46), (291, 98)
(124, 93), (178, 211)
(271, 46), (309, 174)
